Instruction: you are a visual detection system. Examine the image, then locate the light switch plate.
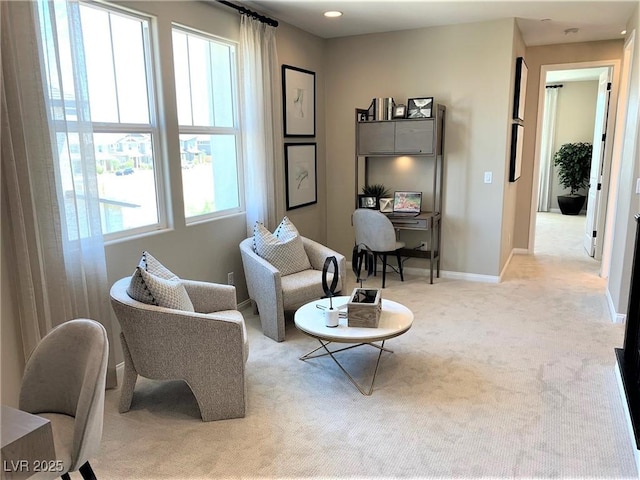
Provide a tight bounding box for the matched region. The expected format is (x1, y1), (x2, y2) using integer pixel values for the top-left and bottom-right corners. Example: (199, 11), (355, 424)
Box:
(484, 171), (492, 184)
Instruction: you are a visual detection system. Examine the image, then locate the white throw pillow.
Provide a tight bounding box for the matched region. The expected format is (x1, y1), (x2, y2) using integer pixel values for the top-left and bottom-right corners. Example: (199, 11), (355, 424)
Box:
(253, 217), (312, 276)
(140, 251), (178, 280)
(127, 251), (194, 312)
(137, 268), (195, 312)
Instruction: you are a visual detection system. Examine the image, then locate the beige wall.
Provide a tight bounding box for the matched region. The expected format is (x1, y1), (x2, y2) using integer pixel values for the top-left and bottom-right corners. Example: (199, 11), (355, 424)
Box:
(499, 24), (526, 272)
(514, 40), (624, 248)
(549, 80), (598, 210)
(325, 19), (517, 277)
(608, 6), (640, 316)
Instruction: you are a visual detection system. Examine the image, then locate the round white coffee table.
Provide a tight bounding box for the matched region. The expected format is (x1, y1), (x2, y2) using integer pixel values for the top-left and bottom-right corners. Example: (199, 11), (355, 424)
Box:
(294, 296), (413, 395)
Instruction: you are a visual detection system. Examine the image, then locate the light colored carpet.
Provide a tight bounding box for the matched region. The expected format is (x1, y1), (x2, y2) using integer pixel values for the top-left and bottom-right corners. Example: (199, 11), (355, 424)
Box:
(94, 213), (637, 479)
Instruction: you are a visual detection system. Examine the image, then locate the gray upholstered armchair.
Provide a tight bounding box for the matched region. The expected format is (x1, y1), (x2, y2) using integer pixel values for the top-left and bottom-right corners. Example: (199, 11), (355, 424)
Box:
(109, 277), (248, 422)
(240, 236), (346, 342)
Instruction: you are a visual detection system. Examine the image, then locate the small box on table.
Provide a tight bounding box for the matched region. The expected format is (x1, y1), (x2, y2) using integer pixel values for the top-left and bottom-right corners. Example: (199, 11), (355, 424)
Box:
(347, 288), (381, 328)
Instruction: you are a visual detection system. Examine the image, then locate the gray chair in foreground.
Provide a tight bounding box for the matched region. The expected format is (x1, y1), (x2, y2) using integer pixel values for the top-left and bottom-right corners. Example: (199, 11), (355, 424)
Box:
(240, 236), (346, 342)
(352, 208), (405, 288)
(109, 277), (248, 422)
(19, 319), (109, 480)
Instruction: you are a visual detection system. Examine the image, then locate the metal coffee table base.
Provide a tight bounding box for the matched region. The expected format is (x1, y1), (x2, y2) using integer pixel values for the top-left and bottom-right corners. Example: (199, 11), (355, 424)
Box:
(299, 340), (393, 395)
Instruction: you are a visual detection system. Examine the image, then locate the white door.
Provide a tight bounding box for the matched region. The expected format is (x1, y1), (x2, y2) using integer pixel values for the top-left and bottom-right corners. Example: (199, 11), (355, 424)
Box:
(584, 70), (612, 257)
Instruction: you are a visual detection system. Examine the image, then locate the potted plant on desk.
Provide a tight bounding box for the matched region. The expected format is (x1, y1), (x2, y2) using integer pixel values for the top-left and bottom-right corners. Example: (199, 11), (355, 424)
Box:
(553, 142), (592, 215)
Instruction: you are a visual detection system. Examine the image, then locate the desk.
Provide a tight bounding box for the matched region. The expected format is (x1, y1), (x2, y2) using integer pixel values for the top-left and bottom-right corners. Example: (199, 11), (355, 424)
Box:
(1, 406), (56, 480)
(388, 211), (441, 283)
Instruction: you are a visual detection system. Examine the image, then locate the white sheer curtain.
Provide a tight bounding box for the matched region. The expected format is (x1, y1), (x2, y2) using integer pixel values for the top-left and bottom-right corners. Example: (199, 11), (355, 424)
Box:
(1, 0), (116, 386)
(239, 15), (280, 234)
(538, 87), (560, 212)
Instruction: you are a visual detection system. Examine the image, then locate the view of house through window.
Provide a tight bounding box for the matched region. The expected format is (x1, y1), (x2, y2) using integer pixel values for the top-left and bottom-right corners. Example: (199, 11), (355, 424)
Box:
(39, 2), (243, 238)
(172, 27), (241, 220)
(79, 4), (161, 236)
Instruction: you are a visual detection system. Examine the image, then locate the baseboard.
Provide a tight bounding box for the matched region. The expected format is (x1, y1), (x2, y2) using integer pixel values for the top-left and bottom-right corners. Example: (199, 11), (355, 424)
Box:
(548, 208), (587, 215)
(237, 299), (252, 310)
(607, 288), (627, 324)
(347, 261), (500, 284)
(512, 248), (530, 255)
(116, 361), (124, 386)
(497, 249), (515, 282)
(439, 269), (501, 283)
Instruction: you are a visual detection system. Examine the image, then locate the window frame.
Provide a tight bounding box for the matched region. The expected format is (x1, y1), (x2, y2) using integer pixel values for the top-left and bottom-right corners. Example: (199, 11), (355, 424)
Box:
(171, 23), (244, 225)
(79, 1), (168, 242)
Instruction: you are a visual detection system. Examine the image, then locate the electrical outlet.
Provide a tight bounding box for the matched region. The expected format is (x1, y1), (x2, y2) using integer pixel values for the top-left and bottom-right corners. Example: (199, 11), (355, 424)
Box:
(227, 272), (234, 285)
(420, 242), (428, 251)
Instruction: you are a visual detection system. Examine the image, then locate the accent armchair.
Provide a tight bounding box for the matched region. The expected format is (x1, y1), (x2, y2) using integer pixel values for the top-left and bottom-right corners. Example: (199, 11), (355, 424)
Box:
(109, 277), (248, 422)
(240, 236), (346, 342)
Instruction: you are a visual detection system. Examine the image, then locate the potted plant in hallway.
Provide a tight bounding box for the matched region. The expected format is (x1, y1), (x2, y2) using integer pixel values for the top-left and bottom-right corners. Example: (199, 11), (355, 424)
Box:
(553, 142), (592, 215)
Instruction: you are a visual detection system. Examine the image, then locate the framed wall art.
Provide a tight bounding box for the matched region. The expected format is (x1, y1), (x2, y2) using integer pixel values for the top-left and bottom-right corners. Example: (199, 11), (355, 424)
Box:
(285, 143), (317, 210)
(282, 65), (316, 137)
(407, 97), (433, 118)
(513, 57), (528, 121)
(510, 123), (524, 182)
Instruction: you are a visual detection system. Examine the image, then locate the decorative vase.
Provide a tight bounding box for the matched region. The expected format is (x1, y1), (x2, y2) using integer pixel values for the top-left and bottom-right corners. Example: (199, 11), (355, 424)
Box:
(557, 195), (586, 215)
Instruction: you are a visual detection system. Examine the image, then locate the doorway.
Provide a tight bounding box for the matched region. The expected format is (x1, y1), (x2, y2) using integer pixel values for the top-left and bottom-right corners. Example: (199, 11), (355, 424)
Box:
(530, 60), (622, 274)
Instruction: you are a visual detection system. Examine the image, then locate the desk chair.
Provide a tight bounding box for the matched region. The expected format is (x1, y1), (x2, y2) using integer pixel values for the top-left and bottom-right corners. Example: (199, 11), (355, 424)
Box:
(352, 208), (405, 288)
(19, 319), (108, 480)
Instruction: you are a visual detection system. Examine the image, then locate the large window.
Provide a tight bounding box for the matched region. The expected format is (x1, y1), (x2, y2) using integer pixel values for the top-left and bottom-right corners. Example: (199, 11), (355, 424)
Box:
(79, 3), (163, 237)
(172, 27), (242, 221)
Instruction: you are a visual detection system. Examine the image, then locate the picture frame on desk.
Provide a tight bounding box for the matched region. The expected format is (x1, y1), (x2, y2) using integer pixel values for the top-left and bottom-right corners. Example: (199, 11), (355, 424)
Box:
(356, 108), (369, 122)
(358, 195), (378, 209)
(392, 104), (407, 119)
(407, 97), (433, 118)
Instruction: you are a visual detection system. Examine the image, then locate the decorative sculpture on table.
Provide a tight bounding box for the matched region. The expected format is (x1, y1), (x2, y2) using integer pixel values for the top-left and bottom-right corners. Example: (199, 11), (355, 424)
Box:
(349, 244), (382, 328)
(322, 256), (340, 327)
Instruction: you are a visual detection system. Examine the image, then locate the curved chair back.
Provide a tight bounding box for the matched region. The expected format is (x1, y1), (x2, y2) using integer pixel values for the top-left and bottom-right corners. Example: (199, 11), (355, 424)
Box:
(19, 319), (109, 471)
(353, 208), (397, 252)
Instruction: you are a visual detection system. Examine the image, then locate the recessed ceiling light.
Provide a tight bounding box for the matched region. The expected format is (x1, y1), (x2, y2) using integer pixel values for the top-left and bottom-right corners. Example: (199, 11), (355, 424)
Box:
(324, 11), (343, 18)
(621, 29), (628, 35)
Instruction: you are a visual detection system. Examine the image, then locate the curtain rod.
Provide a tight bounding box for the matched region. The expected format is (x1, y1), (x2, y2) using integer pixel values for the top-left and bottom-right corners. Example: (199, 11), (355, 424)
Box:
(216, 1), (279, 27)
(546, 84), (564, 88)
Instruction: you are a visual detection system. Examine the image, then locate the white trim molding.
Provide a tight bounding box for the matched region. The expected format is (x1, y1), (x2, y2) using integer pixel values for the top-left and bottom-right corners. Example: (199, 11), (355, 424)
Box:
(607, 288), (627, 323)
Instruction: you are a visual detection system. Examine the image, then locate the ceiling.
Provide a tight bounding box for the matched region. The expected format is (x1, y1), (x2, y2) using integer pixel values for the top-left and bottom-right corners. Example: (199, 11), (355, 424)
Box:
(244, 1), (637, 46)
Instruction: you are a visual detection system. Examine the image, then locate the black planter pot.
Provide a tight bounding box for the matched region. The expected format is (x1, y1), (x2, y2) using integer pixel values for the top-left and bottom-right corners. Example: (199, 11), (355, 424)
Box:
(557, 195), (586, 215)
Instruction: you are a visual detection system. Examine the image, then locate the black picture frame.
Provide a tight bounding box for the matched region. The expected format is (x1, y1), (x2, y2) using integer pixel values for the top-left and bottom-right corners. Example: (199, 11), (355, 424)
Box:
(358, 195), (378, 209)
(285, 143), (317, 210)
(513, 57), (528, 121)
(510, 123), (524, 182)
(356, 108), (369, 122)
(392, 104), (407, 119)
(407, 97), (433, 118)
(282, 65), (316, 137)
